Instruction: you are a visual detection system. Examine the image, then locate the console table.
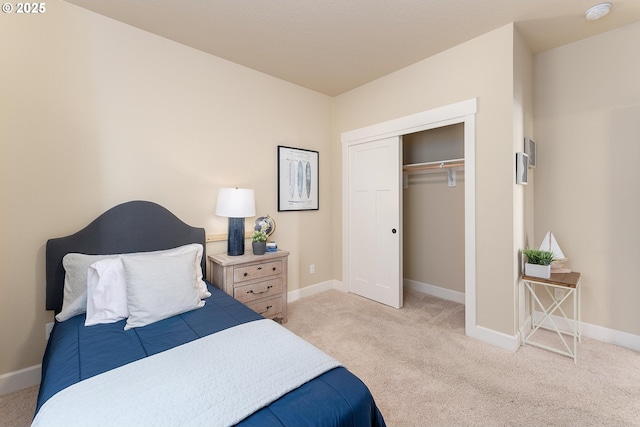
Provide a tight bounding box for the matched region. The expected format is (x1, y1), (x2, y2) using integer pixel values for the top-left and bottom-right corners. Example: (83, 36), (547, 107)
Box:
(522, 272), (581, 362)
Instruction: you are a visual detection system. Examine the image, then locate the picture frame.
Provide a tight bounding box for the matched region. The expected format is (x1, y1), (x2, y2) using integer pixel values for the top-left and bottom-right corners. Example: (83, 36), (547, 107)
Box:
(524, 137), (536, 168)
(516, 152), (529, 185)
(277, 146), (319, 211)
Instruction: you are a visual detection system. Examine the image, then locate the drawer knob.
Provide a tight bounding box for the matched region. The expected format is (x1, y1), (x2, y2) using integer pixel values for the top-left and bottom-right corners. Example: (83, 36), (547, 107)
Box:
(272, 267), (276, 271)
(243, 272), (248, 277)
(257, 267), (262, 270)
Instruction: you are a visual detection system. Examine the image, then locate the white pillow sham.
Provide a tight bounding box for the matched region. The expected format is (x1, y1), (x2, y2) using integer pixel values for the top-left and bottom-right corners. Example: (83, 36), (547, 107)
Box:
(56, 243), (209, 323)
(85, 258), (129, 326)
(155, 243), (210, 300)
(122, 251), (204, 330)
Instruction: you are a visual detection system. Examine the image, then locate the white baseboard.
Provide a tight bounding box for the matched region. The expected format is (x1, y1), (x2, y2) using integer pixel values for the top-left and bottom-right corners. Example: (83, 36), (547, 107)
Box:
(403, 278), (466, 304)
(531, 311), (640, 352)
(402, 279), (520, 350)
(402, 278), (640, 353)
(468, 324), (520, 352)
(290, 280), (640, 354)
(0, 364), (40, 395)
(288, 279), (344, 303)
(582, 321), (640, 351)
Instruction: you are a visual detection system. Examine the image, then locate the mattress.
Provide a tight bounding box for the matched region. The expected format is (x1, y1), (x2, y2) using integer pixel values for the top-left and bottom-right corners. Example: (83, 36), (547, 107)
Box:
(35, 283), (385, 427)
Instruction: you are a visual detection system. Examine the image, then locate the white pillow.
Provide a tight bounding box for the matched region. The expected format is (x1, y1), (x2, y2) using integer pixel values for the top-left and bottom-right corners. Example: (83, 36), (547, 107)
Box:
(85, 258), (129, 326)
(122, 251), (205, 330)
(55, 244), (209, 323)
(153, 244), (210, 299)
(56, 253), (118, 322)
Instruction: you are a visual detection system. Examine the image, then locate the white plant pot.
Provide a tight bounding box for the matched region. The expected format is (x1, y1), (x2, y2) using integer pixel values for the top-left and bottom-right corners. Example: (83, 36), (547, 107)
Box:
(525, 263), (551, 279)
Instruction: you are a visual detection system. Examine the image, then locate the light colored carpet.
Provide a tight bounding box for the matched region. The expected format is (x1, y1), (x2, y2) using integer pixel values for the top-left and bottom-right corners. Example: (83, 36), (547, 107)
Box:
(283, 289), (640, 427)
(0, 384), (37, 427)
(2, 289), (639, 427)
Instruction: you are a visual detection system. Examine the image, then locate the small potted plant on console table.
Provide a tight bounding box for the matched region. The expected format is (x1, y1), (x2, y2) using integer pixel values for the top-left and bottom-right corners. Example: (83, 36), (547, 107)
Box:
(523, 248), (555, 279)
(251, 230), (268, 255)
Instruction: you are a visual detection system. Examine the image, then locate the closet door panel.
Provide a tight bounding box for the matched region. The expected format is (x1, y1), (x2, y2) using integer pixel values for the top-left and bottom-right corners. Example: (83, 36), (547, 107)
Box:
(347, 136), (402, 308)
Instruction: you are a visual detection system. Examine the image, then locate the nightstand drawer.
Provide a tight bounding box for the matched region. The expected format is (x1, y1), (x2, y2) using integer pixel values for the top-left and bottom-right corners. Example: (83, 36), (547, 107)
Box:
(233, 260), (282, 283)
(233, 278), (283, 304)
(246, 297), (283, 319)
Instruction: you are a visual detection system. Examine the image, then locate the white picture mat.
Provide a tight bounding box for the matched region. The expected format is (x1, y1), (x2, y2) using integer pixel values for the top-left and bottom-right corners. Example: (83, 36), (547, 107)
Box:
(277, 146), (319, 211)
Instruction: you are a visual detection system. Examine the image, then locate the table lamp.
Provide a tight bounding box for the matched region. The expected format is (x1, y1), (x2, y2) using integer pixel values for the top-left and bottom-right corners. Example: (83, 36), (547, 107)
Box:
(215, 187), (256, 256)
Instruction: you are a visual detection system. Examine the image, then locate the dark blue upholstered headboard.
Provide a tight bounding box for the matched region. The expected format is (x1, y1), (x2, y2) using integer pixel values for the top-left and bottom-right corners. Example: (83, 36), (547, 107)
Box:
(45, 201), (206, 313)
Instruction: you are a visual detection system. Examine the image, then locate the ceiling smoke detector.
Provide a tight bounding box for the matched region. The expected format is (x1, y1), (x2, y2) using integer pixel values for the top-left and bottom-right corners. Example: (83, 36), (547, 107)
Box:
(585, 3), (612, 20)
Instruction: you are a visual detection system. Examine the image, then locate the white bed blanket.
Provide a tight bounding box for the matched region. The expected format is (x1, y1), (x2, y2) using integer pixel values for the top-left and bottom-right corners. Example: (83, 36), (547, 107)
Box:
(32, 319), (342, 427)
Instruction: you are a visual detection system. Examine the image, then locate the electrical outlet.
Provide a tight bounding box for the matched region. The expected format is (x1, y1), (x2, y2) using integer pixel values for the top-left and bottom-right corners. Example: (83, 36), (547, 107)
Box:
(45, 322), (54, 341)
(310, 264), (315, 274)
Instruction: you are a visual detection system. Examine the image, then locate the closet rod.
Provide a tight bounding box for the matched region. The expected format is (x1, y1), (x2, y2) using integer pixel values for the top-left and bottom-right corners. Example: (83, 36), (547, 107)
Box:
(403, 159), (464, 172)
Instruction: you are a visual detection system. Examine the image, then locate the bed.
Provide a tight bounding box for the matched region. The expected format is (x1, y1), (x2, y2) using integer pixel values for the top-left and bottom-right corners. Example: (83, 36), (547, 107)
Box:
(33, 200), (385, 427)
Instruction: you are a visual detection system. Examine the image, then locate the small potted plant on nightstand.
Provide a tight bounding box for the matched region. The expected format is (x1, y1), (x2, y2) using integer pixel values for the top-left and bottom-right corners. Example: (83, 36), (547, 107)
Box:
(523, 248), (555, 279)
(251, 230), (268, 255)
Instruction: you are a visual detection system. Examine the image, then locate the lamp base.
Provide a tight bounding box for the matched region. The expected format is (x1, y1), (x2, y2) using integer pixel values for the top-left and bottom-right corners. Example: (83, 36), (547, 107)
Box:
(227, 217), (245, 256)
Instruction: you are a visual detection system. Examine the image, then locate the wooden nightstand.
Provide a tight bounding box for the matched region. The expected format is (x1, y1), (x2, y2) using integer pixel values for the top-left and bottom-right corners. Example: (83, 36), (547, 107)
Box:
(208, 249), (289, 323)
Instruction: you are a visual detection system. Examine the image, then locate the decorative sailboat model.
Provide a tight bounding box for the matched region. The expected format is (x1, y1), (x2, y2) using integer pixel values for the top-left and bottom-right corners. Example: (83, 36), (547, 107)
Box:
(539, 231), (571, 273)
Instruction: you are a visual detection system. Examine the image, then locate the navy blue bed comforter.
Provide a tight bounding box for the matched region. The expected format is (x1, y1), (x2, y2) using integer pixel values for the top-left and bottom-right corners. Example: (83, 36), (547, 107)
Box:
(35, 283), (385, 427)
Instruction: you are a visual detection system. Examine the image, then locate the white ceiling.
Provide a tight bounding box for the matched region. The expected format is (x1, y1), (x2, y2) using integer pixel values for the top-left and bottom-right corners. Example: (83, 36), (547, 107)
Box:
(65, 0), (640, 96)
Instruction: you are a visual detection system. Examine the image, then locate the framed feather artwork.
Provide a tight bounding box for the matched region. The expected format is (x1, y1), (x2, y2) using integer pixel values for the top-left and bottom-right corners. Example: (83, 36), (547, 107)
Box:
(277, 146), (319, 211)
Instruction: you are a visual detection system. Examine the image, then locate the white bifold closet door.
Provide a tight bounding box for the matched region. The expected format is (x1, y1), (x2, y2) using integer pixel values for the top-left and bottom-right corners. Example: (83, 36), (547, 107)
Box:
(347, 136), (402, 309)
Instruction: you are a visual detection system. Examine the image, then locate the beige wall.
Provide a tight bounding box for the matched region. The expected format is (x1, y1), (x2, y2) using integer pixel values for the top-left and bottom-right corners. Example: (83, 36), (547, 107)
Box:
(4, 0), (634, 382)
(0, 0), (333, 376)
(333, 24), (523, 336)
(533, 22), (640, 335)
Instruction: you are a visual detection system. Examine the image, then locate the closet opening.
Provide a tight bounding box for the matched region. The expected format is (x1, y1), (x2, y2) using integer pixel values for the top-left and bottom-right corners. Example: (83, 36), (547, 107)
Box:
(341, 98), (477, 339)
(402, 124), (465, 308)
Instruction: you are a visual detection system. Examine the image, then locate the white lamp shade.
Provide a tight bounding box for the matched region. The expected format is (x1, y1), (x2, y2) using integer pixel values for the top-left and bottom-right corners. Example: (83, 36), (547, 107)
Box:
(215, 188), (256, 218)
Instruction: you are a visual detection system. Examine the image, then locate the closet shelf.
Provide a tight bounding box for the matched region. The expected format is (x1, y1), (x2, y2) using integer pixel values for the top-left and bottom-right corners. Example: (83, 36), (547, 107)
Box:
(402, 158), (464, 172)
